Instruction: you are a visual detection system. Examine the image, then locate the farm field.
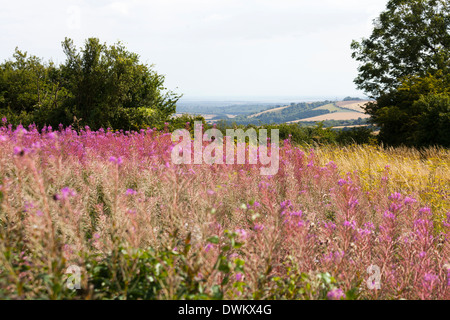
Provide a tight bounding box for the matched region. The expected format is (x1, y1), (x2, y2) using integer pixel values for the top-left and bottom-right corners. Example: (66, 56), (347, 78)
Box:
(335, 101), (371, 112)
(288, 112), (371, 122)
(0, 124), (448, 300)
(312, 103), (352, 113)
(248, 105), (290, 118)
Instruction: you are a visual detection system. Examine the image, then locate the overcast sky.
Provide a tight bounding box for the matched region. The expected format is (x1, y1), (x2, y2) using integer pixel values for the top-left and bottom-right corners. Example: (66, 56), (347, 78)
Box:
(0, 0), (389, 101)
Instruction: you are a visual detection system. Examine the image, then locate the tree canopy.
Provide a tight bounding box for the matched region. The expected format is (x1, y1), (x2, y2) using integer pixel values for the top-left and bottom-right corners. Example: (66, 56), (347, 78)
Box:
(0, 38), (181, 130)
(351, 0), (449, 98)
(351, 0), (450, 147)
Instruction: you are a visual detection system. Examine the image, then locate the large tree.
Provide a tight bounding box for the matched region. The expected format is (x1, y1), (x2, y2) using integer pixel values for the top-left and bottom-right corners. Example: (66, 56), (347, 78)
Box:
(351, 0), (450, 146)
(60, 38), (181, 129)
(0, 48), (67, 125)
(352, 0), (449, 98)
(0, 38), (181, 130)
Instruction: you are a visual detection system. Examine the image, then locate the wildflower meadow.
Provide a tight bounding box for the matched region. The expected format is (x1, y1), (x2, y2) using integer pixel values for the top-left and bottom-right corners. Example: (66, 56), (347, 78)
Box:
(0, 121), (449, 300)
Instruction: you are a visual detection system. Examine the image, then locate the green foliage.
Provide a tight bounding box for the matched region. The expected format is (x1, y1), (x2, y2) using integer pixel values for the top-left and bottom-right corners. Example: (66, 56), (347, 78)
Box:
(343, 96), (363, 101)
(351, 0), (450, 98)
(335, 126), (377, 145)
(0, 38), (181, 130)
(0, 48), (68, 126)
(367, 73), (450, 146)
(352, 0), (450, 147)
(224, 101), (334, 125)
(60, 38), (180, 130)
(167, 113), (207, 132)
(83, 229), (247, 300)
(210, 121), (376, 146)
(253, 257), (358, 300)
(413, 93), (450, 147)
(301, 118), (370, 128)
(87, 246), (198, 300)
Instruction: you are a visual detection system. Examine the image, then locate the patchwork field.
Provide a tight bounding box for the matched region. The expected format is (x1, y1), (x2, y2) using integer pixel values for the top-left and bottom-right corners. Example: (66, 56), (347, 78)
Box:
(288, 111), (371, 122)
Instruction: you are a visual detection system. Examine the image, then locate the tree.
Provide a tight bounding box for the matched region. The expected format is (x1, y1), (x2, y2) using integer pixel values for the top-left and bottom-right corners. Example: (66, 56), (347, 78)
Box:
(364, 71), (450, 146)
(351, 0), (450, 146)
(60, 38), (181, 129)
(0, 48), (66, 125)
(351, 0), (449, 98)
(0, 38), (181, 130)
(414, 92), (450, 146)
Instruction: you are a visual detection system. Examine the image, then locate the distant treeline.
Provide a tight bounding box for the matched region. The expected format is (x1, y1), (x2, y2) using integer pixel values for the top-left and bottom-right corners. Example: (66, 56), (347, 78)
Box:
(343, 96), (364, 101)
(177, 103), (276, 116)
(207, 121), (377, 146)
(298, 118), (369, 128)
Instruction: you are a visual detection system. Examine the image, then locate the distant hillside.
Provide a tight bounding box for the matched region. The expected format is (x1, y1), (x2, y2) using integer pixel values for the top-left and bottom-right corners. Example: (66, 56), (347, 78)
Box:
(312, 103), (354, 113)
(282, 100), (371, 122)
(248, 105), (290, 118)
(220, 100), (372, 125)
(176, 102), (278, 117)
(287, 112), (371, 123)
(335, 100), (370, 112)
(227, 101), (334, 125)
(175, 99), (374, 127)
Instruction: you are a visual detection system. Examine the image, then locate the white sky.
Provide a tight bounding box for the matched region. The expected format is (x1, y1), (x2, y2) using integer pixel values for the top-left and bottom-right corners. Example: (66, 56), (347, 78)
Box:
(0, 0), (389, 101)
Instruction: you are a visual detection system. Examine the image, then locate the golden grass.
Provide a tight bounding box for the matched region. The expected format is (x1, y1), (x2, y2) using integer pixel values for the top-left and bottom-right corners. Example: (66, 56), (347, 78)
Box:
(288, 112), (371, 122)
(335, 100), (371, 112)
(311, 144), (450, 219)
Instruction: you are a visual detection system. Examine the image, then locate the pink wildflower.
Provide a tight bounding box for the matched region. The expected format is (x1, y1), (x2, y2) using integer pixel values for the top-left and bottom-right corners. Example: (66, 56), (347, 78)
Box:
(327, 288), (345, 300)
(254, 224), (265, 231)
(55, 187), (77, 200)
(236, 229), (248, 241)
(125, 189), (137, 196)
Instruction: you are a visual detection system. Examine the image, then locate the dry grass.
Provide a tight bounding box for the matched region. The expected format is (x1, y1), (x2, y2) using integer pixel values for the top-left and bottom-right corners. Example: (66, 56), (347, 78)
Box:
(335, 100), (372, 112)
(288, 112), (371, 122)
(313, 144), (450, 217)
(312, 103), (350, 112)
(248, 105), (290, 118)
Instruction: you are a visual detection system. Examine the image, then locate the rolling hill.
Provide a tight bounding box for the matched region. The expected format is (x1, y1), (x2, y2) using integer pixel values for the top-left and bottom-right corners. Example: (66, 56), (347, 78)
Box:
(175, 99), (373, 126)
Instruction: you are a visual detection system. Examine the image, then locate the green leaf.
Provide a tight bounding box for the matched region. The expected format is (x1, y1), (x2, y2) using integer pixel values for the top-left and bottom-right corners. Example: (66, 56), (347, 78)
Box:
(207, 236), (219, 244)
(221, 276), (230, 286)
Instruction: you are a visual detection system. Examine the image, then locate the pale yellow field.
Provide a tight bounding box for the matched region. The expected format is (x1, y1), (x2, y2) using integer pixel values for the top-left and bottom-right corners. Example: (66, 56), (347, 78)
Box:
(312, 103), (351, 112)
(287, 111), (371, 122)
(335, 100), (372, 112)
(248, 105), (290, 118)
